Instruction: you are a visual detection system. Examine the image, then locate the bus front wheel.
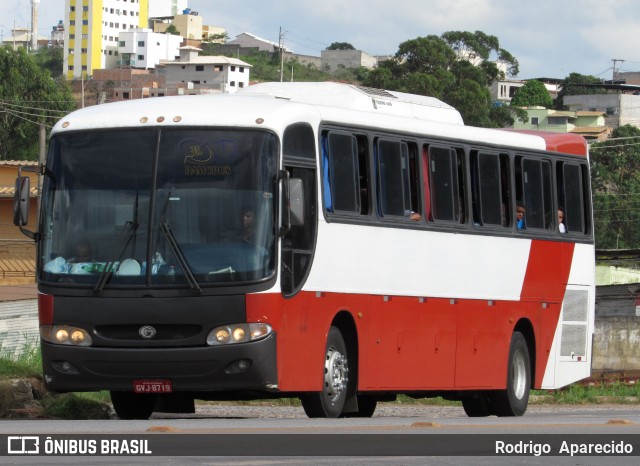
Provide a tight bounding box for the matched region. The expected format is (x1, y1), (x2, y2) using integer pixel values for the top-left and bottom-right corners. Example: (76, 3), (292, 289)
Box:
(301, 326), (351, 418)
(110, 391), (157, 420)
(491, 331), (531, 416)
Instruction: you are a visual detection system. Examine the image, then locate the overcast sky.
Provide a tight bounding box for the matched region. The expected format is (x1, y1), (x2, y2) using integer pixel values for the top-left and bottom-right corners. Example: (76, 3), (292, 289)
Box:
(2, 0), (639, 80)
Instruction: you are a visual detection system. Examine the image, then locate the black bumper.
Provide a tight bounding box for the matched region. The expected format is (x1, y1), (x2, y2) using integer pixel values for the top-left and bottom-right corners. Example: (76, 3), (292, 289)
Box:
(41, 333), (278, 393)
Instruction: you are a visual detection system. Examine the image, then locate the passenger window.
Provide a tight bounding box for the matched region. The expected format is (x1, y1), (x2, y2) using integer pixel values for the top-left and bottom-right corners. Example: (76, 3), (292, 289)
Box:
(322, 132), (360, 214)
(376, 139), (420, 219)
(428, 146), (465, 223)
(559, 162), (587, 234)
(516, 157), (552, 230)
(472, 152), (510, 227)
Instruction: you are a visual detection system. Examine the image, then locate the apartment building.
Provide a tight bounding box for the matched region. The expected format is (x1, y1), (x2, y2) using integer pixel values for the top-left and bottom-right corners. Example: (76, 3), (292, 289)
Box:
(64, 0), (153, 79)
(118, 28), (182, 69)
(153, 46), (251, 95)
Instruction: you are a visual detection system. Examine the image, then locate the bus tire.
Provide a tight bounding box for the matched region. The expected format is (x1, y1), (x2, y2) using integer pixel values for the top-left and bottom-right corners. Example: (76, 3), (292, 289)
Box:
(301, 326), (350, 418)
(462, 393), (492, 417)
(110, 391), (157, 420)
(491, 331), (531, 416)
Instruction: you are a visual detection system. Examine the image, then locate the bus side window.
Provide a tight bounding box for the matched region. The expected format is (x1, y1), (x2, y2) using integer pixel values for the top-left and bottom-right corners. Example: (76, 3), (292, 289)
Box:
(472, 152), (509, 227)
(559, 162), (588, 235)
(323, 132), (360, 214)
(517, 157), (553, 230)
(428, 146), (465, 223)
(376, 139), (420, 220)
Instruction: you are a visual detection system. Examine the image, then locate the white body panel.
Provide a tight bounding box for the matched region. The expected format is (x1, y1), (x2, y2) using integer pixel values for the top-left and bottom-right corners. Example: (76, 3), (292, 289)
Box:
(306, 220), (532, 301)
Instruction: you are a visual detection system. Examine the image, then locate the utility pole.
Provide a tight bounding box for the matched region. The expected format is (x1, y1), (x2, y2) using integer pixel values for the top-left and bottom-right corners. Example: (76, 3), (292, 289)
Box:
(612, 59), (625, 81)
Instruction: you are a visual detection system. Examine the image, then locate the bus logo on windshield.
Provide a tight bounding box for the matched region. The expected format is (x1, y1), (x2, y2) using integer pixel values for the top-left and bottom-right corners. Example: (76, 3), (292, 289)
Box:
(139, 326), (157, 339)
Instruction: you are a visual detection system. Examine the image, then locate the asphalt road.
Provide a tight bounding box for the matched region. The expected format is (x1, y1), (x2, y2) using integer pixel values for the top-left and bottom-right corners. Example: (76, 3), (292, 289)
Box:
(1, 403), (639, 464)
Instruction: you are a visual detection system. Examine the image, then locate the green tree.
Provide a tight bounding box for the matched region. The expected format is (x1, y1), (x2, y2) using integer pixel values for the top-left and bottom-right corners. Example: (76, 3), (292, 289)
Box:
(364, 31), (520, 127)
(0, 46), (75, 160)
(203, 32), (229, 43)
(557, 73), (605, 109)
(326, 42), (355, 50)
(510, 80), (553, 108)
(165, 24), (179, 35)
(590, 125), (640, 249)
(32, 47), (64, 78)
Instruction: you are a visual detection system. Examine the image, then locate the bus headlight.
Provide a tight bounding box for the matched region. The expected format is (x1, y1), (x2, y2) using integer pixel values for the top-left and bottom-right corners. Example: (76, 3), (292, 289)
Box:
(207, 323), (272, 345)
(40, 325), (93, 347)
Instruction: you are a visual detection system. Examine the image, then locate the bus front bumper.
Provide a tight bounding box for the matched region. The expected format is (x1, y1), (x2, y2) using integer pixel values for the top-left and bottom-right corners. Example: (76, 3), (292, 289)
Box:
(40, 333), (278, 393)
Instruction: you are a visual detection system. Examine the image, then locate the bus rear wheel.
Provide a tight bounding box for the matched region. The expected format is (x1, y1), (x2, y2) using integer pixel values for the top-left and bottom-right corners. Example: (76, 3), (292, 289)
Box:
(110, 391), (157, 420)
(491, 331), (531, 416)
(301, 326), (351, 418)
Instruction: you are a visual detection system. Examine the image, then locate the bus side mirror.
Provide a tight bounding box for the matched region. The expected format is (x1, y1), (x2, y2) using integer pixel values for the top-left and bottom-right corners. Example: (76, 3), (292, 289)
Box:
(13, 176), (37, 241)
(13, 176), (30, 227)
(288, 178), (305, 227)
(280, 176), (305, 236)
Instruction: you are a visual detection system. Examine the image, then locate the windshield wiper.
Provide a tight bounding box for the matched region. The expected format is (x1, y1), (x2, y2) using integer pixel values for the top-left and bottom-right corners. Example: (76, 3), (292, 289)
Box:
(159, 222), (201, 295)
(94, 220), (138, 295)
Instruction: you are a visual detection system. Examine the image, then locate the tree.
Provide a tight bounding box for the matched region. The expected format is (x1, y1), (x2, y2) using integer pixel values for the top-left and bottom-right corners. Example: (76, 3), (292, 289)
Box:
(510, 80), (553, 108)
(32, 47), (64, 78)
(326, 42), (355, 51)
(0, 46), (75, 160)
(165, 24), (179, 35)
(556, 73), (606, 109)
(203, 32), (229, 43)
(590, 125), (640, 249)
(363, 31), (520, 127)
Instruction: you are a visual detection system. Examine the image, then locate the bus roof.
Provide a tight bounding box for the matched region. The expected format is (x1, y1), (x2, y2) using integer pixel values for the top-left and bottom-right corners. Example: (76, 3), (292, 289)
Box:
(239, 82), (465, 126)
(51, 82), (587, 157)
(499, 129), (588, 156)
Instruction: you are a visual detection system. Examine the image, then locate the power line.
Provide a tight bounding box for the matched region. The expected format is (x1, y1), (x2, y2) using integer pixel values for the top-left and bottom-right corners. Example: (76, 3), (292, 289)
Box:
(0, 109), (53, 128)
(0, 100), (70, 116)
(0, 106), (61, 121)
(590, 142), (640, 150)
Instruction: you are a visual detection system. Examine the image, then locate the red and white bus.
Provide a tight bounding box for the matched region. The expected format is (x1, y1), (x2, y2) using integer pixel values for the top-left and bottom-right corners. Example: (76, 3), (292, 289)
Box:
(15, 82), (594, 419)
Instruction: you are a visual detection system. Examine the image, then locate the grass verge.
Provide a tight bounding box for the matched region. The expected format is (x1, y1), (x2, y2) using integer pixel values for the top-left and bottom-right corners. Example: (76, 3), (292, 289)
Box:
(0, 338), (111, 419)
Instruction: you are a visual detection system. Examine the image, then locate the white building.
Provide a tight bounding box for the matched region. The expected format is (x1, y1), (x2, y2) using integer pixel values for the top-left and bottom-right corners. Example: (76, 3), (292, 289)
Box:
(564, 94), (640, 129)
(118, 28), (182, 70)
(156, 46), (251, 95)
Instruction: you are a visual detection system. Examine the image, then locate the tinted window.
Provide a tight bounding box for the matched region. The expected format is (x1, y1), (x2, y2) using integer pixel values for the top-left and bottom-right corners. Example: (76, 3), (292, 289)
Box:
(563, 163), (585, 234)
(377, 140), (409, 217)
(325, 133), (359, 213)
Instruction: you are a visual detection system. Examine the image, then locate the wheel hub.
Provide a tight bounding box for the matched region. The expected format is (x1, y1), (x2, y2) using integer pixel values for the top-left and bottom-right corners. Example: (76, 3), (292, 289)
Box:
(324, 346), (348, 404)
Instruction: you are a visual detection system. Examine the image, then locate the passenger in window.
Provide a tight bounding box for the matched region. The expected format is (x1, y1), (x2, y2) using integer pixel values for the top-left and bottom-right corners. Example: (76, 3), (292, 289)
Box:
(516, 204), (526, 230)
(406, 210), (422, 221)
(558, 207), (566, 234)
(241, 208), (256, 243)
(68, 240), (94, 263)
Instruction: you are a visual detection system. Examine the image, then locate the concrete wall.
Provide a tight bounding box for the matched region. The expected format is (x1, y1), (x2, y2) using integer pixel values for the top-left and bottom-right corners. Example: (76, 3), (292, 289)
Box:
(321, 50), (377, 71)
(592, 316), (640, 373)
(0, 300), (37, 357)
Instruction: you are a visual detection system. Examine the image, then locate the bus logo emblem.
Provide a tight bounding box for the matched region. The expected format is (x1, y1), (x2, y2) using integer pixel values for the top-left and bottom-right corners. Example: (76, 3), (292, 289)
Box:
(139, 326), (157, 339)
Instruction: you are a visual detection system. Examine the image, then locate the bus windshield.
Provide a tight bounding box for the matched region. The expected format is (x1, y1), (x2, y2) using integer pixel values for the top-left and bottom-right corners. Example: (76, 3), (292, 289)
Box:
(40, 128), (278, 288)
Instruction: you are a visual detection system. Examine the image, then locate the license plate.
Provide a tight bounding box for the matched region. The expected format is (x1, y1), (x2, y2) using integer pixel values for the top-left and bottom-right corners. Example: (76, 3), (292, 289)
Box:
(133, 379), (173, 393)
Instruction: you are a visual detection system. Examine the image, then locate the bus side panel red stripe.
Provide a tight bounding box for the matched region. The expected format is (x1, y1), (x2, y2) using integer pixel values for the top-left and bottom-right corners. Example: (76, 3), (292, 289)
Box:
(520, 240), (575, 387)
